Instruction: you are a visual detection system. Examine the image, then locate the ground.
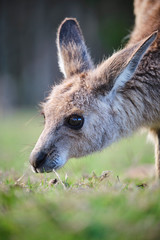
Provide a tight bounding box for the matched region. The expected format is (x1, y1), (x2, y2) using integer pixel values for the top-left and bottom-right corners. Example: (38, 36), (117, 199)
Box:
(0, 110), (160, 240)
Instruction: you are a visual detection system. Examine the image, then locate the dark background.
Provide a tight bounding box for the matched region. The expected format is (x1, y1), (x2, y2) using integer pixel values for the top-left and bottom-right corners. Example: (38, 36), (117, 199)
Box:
(0, 0), (134, 113)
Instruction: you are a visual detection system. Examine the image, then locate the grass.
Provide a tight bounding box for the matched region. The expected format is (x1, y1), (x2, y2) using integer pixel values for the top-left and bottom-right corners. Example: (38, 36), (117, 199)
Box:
(0, 109), (160, 240)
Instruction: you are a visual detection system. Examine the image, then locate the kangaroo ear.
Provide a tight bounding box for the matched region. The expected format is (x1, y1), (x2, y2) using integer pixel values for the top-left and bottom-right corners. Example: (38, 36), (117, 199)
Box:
(57, 18), (94, 78)
(109, 31), (157, 98)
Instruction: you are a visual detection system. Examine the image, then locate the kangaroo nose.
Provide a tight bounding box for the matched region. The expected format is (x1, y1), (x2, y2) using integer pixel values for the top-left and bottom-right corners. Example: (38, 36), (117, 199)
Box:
(29, 151), (47, 170)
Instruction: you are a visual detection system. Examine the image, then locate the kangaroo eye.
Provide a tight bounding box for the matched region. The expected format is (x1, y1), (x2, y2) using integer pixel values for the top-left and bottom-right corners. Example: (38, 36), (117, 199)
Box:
(65, 114), (84, 130)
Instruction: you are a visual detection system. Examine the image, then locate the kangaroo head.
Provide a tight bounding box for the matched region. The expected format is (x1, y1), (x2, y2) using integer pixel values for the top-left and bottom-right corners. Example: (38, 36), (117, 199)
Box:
(30, 18), (157, 173)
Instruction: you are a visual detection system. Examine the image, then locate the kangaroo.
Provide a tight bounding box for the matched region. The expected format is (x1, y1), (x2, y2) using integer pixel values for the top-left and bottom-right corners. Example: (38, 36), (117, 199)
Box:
(30, 0), (160, 178)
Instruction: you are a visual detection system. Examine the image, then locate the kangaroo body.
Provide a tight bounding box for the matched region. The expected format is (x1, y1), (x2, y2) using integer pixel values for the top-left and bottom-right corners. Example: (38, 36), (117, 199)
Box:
(128, 0), (160, 177)
(30, 0), (160, 178)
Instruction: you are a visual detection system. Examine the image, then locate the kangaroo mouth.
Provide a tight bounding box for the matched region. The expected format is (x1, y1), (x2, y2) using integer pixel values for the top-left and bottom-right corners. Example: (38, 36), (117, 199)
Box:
(31, 158), (64, 173)
(30, 148), (65, 173)
(31, 162), (59, 173)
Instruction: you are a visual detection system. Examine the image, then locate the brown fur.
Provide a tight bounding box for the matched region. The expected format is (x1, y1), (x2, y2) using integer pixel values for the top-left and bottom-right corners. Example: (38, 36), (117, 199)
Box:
(129, 0), (160, 179)
(130, 0), (160, 44)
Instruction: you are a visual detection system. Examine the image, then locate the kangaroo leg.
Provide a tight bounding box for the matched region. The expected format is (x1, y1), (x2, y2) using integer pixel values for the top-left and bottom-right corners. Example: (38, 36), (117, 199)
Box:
(155, 130), (160, 179)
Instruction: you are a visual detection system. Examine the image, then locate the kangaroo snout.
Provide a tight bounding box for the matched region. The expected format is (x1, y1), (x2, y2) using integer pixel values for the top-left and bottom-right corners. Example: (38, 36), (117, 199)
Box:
(30, 130), (68, 173)
(30, 147), (61, 173)
(30, 150), (47, 173)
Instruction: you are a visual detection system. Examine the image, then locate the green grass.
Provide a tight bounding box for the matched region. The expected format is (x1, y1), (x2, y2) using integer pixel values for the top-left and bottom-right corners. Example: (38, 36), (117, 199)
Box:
(0, 110), (160, 240)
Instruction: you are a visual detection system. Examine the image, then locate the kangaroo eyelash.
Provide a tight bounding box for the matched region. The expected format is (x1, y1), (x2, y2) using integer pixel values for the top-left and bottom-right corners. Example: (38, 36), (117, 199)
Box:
(41, 112), (45, 118)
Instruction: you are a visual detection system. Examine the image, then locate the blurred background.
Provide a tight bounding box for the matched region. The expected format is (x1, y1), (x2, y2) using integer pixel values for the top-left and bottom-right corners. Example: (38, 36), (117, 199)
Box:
(0, 0), (134, 114)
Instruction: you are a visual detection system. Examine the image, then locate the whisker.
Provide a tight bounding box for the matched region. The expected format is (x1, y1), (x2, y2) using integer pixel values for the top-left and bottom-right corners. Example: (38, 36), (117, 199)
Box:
(15, 165), (31, 184)
(52, 169), (67, 190)
(24, 113), (40, 127)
